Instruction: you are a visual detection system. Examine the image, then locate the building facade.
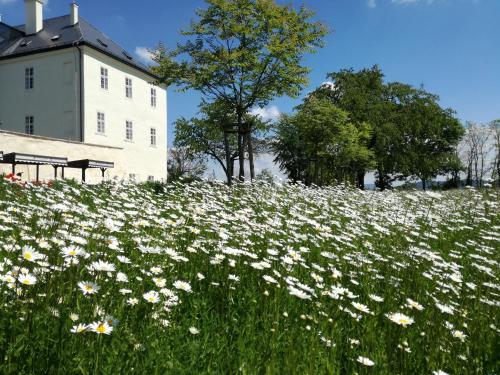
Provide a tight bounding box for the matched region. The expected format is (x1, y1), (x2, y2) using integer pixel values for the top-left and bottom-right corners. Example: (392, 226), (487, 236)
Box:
(0, 0), (167, 182)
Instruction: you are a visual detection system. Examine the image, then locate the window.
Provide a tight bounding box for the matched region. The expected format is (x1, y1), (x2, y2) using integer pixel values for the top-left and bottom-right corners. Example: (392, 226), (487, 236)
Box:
(150, 128), (156, 146)
(25, 67), (34, 89)
(97, 112), (105, 134)
(25, 116), (34, 135)
(126, 121), (133, 141)
(147, 175), (155, 182)
(151, 88), (157, 107)
(100, 67), (108, 90)
(129, 173), (136, 180)
(125, 77), (132, 98)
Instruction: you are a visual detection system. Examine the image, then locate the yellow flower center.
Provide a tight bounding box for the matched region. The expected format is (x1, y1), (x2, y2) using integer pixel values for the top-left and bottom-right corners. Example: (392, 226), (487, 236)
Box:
(22, 279), (31, 285)
(24, 253), (32, 260)
(85, 285), (93, 291)
(96, 324), (107, 333)
(69, 250), (77, 256)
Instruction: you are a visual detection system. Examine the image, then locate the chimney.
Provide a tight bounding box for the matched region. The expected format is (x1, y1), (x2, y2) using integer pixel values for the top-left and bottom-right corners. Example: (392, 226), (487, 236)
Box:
(24, 0), (43, 35)
(70, 2), (79, 25)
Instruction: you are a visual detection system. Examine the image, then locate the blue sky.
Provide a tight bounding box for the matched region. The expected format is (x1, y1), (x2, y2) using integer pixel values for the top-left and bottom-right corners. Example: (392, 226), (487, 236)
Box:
(1, 0), (499, 149)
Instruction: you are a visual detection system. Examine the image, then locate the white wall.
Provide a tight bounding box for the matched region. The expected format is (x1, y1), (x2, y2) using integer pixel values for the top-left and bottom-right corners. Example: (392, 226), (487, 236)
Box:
(82, 47), (167, 181)
(0, 46), (168, 182)
(0, 130), (124, 183)
(0, 48), (82, 141)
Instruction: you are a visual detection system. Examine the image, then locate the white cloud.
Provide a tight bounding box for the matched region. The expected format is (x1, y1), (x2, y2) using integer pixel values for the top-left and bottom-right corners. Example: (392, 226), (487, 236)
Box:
(250, 105), (281, 122)
(134, 46), (155, 65)
(367, 0), (377, 8)
(0, 0), (17, 4)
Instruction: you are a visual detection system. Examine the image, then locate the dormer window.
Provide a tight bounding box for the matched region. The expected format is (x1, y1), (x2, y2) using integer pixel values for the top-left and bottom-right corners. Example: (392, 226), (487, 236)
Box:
(97, 38), (108, 47)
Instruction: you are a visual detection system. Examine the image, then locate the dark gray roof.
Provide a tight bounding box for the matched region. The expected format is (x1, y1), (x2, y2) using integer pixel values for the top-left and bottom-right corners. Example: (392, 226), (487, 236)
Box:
(0, 15), (157, 79)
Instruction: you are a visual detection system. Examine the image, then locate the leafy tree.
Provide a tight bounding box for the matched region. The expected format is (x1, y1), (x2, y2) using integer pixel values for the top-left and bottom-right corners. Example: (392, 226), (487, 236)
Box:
(167, 147), (207, 183)
(321, 66), (386, 188)
(272, 114), (309, 183)
(392, 87), (464, 190)
(311, 67), (464, 190)
(174, 101), (268, 184)
(273, 98), (374, 186)
(153, 0), (328, 183)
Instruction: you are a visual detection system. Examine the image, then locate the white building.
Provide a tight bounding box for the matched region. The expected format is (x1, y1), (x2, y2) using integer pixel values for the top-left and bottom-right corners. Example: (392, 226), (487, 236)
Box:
(0, 0), (167, 182)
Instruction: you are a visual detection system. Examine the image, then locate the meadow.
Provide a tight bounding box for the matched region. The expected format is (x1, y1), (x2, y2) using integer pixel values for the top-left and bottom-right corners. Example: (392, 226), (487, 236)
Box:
(0, 176), (498, 374)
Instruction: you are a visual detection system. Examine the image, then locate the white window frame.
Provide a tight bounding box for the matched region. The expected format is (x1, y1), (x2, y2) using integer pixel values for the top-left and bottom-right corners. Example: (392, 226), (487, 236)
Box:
(126, 121), (133, 141)
(25, 67), (34, 90)
(97, 112), (105, 134)
(100, 67), (108, 90)
(147, 175), (155, 182)
(25, 116), (34, 135)
(151, 88), (157, 107)
(125, 77), (133, 98)
(150, 127), (157, 146)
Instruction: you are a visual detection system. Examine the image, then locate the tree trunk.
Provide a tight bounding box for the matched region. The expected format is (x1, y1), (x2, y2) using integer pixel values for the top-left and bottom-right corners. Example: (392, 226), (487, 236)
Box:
(223, 130), (232, 186)
(356, 170), (365, 190)
(247, 131), (255, 181)
(237, 112), (245, 182)
(422, 179), (427, 191)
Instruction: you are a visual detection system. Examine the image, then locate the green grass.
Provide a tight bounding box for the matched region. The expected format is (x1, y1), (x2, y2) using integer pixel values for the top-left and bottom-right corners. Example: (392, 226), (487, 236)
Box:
(0, 178), (498, 374)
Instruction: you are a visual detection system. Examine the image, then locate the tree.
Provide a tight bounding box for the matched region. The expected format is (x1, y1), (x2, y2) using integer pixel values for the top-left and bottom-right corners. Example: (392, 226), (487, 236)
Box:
(173, 101), (268, 184)
(489, 120), (500, 186)
(321, 66), (386, 189)
(390, 85), (464, 190)
(296, 67), (464, 190)
(273, 98), (374, 186)
(153, 0), (328, 183)
(272, 114), (309, 183)
(167, 147), (206, 183)
(459, 122), (493, 187)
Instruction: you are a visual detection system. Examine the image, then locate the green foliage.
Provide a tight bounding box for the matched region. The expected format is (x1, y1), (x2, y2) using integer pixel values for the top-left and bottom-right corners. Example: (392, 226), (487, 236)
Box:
(155, 0), (328, 108)
(299, 67), (465, 189)
(274, 98), (374, 185)
(153, 0), (328, 181)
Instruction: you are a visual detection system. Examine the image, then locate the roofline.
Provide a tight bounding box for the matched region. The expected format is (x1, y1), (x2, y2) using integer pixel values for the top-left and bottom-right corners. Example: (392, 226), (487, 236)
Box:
(0, 41), (160, 80)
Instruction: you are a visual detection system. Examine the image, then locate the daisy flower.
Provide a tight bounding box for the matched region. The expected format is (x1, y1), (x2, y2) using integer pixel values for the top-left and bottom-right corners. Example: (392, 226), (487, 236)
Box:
(357, 356), (375, 366)
(89, 321), (113, 335)
(18, 274), (37, 286)
(387, 313), (414, 327)
(70, 323), (88, 333)
(189, 326), (199, 335)
(143, 290), (160, 303)
(406, 298), (424, 311)
(22, 246), (44, 262)
(352, 302), (371, 314)
(452, 330), (467, 342)
(173, 280), (192, 293)
(78, 281), (100, 295)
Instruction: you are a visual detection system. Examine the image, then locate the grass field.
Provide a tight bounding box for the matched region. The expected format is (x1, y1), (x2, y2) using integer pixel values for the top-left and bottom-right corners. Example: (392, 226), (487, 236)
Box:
(0, 177), (498, 374)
